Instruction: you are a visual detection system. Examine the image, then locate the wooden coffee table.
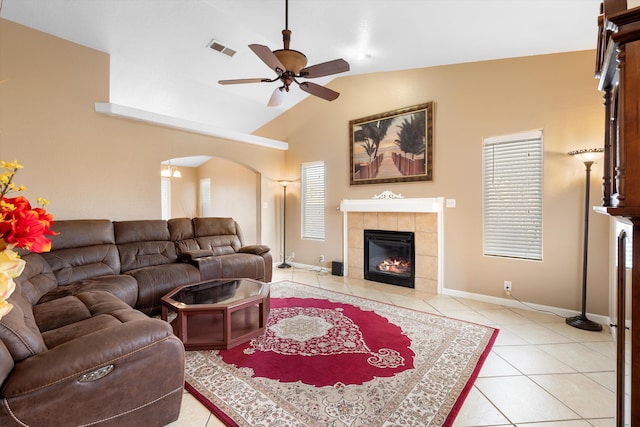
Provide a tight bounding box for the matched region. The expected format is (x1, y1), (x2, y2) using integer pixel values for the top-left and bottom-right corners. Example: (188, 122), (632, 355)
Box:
(161, 278), (270, 350)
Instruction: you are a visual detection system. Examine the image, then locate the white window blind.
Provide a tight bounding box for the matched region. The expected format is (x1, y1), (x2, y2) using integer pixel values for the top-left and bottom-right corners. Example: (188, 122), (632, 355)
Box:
(483, 130), (543, 260)
(199, 178), (211, 217)
(301, 161), (325, 240)
(161, 177), (171, 220)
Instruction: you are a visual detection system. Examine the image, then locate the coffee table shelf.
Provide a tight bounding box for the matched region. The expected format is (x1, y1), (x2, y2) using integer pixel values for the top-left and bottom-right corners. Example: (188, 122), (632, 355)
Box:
(161, 278), (270, 350)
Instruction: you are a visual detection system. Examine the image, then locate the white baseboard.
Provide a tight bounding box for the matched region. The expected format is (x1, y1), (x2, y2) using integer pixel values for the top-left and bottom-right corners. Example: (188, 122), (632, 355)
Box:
(442, 288), (611, 329)
(273, 262), (330, 275)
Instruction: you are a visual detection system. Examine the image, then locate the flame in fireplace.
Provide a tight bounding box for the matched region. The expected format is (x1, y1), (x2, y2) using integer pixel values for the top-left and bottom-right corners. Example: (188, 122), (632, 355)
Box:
(377, 257), (411, 274)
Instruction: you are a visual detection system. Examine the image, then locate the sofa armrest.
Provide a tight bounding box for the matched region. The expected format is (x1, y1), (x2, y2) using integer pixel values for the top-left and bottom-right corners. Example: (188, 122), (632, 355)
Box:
(178, 249), (214, 261)
(0, 319), (185, 426)
(1, 319), (185, 426)
(3, 318), (178, 397)
(238, 244), (270, 255)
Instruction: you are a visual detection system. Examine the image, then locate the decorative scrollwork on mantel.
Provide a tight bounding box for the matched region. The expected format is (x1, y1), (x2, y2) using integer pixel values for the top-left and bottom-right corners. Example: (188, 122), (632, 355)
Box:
(372, 190), (404, 200)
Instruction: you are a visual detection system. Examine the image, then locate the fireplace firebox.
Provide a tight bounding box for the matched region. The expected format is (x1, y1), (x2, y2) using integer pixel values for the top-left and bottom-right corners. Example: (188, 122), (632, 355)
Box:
(364, 229), (415, 288)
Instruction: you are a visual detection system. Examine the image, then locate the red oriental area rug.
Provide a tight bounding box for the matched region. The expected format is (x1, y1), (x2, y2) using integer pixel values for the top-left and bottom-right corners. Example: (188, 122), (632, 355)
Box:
(184, 281), (498, 426)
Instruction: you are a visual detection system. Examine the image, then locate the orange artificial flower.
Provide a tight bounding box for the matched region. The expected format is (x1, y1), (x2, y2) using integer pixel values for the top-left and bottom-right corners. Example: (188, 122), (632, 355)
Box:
(0, 196), (55, 252)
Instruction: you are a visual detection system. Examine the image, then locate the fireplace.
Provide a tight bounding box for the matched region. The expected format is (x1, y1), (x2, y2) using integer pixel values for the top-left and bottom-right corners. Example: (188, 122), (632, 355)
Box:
(364, 229), (415, 288)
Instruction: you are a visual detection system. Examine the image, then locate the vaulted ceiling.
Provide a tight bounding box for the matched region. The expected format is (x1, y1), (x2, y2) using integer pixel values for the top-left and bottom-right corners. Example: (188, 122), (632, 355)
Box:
(1, 0), (601, 137)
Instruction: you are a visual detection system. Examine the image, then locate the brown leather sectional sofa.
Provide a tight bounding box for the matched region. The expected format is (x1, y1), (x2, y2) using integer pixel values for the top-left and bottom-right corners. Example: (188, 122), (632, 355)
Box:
(0, 217), (272, 426)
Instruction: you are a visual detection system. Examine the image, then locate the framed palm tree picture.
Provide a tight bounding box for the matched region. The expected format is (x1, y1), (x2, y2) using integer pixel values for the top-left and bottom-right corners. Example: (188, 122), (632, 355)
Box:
(349, 102), (434, 185)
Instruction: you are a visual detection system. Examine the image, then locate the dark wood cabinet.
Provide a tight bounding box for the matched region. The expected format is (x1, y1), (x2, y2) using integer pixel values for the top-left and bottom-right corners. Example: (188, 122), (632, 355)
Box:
(595, 1), (640, 425)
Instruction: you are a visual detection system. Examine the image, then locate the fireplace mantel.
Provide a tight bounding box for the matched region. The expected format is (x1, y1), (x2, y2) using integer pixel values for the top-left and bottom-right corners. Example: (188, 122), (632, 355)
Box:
(339, 194), (444, 293)
(340, 196), (444, 213)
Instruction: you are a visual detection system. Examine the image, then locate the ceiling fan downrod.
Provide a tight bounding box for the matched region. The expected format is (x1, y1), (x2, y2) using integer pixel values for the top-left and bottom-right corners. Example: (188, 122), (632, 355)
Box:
(283, 0), (291, 50)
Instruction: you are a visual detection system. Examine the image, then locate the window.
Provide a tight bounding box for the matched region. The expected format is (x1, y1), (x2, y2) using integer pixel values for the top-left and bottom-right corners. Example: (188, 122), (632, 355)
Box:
(161, 177), (171, 220)
(199, 178), (211, 217)
(483, 130), (543, 260)
(301, 161), (325, 240)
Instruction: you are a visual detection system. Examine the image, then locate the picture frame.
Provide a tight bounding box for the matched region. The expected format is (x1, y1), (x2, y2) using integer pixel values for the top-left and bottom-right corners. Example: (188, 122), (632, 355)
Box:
(349, 102), (434, 185)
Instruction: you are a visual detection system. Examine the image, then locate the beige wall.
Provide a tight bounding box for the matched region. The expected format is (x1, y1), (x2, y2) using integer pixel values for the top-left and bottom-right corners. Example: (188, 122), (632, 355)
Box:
(168, 166), (197, 218)
(257, 50), (610, 315)
(0, 19), (283, 250)
(0, 18), (611, 315)
(198, 157), (260, 244)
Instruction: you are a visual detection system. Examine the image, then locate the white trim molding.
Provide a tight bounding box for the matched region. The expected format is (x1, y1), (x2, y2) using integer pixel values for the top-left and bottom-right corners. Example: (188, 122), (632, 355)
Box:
(443, 288), (611, 328)
(95, 102), (288, 150)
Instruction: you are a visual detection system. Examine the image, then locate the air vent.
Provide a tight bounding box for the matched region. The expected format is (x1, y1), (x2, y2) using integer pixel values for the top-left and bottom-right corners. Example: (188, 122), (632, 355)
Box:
(207, 39), (236, 57)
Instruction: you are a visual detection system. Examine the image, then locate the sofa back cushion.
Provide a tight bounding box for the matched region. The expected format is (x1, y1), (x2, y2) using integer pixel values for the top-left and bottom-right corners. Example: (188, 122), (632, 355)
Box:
(114, 220), (177, 272)
(14, 252), (57, 305)
(193, 217), (242, 255)
(0, 286), (47, 362)
(168, 217), (199, 253)
(40, 220), (121, 285)
(48, 220), (115, 249)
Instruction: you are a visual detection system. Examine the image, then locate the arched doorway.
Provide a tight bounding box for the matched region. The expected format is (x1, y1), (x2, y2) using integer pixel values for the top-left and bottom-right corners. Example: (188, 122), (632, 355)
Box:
(160, 156), (260, 244)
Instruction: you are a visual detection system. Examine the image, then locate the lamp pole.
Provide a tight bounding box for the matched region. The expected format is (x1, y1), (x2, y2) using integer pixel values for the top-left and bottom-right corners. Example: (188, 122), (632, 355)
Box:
(278, 180), (291, 269)
(566, 149), (603, 331)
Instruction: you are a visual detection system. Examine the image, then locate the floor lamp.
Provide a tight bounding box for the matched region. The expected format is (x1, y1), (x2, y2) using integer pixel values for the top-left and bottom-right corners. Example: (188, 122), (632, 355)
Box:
(565, 148), (603, 332)
(278, 180), (291, 269)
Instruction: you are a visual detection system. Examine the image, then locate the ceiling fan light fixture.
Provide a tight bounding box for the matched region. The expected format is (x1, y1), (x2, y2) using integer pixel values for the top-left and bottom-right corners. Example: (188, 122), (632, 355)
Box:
(268, 86), (286, 107)
(273, 49), (307, 74)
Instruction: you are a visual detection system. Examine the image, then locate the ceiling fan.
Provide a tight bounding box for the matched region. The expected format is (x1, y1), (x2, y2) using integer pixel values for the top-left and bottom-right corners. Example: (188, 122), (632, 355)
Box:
(218, 0), (350, 107)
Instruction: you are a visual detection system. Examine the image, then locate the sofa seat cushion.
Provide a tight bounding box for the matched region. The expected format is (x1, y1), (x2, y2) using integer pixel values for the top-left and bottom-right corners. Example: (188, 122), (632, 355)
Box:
(41, 314), (121, 349)
(126, 263), (201, 315)
(34, 291), (147, 349)
(0, 291), (47, 362)
(37, 274), (138, 307)
(33, 296), (92, 332)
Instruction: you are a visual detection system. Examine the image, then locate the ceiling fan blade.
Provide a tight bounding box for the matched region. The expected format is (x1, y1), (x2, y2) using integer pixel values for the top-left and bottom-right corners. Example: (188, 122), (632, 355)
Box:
(299, 58), (350, 78)
(249, 44), (286, 74)
(268, 87), (286, 107)
(218, 78), (270, 85)
(299, 82), (340, 101)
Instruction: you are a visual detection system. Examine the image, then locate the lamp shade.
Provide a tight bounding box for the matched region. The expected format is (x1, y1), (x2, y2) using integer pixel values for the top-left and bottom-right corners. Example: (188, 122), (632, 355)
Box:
(568, 148), (604, 163)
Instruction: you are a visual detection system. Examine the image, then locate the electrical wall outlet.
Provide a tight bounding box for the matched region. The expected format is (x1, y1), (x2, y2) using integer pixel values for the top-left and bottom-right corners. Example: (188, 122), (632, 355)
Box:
(503, 280), (512, 294)
(319, 255), (325, 263)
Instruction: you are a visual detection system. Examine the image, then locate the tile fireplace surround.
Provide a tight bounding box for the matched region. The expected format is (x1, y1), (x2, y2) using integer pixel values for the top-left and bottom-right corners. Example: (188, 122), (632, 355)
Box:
(340, 193), (444, 293)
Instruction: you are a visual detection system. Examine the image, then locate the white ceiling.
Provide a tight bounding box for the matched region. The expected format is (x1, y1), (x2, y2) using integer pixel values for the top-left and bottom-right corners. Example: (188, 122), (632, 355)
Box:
(1, 0), (602, 139)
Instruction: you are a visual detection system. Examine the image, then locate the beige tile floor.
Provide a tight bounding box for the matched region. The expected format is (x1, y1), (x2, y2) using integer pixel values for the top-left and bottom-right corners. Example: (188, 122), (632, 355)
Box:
(168, 267), (619, 427)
